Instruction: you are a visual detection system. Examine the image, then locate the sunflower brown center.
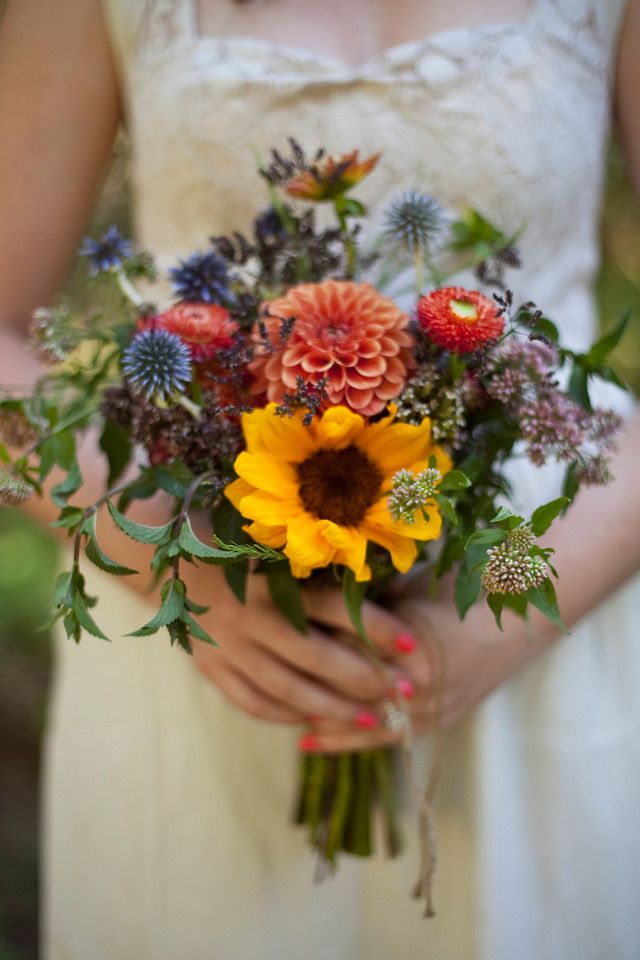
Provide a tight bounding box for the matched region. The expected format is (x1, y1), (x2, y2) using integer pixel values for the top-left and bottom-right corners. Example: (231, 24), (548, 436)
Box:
(296, 445), (383, 526)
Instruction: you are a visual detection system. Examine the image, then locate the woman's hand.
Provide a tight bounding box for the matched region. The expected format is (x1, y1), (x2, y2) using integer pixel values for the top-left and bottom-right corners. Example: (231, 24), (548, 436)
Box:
(190, 572), (417, 728)
(297, 586), (558, 753)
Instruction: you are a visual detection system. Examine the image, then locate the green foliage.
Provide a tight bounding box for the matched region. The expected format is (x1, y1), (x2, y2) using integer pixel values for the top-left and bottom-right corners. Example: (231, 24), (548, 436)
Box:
(265, 561), (308, 634)
(342, 568), (372, 648)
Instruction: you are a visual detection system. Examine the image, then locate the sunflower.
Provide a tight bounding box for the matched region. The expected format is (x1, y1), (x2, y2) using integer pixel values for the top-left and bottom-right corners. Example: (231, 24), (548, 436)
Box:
(225, 404), (451, 581)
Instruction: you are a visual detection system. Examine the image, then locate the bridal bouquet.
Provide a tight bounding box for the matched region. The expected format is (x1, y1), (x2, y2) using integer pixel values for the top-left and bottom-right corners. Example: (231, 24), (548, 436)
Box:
(1, 142), (629, 914)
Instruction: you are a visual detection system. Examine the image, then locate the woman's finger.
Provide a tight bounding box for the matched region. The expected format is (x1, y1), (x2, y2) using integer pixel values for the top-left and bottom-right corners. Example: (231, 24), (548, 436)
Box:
(303, 588), (433, 687)
(245, 607), (391, 701)
(221, 636), (376, 724)
(193, 645), (304, 724)
(297, 714), (435, 754)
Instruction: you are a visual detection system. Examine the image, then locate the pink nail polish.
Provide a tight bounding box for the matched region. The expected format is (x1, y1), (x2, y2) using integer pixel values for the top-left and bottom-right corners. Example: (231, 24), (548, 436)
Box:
(355, 710), (379, 730)
(394, 631), (417, 654)
(396, 678), (415, 700)
(298, 734), (320, 752)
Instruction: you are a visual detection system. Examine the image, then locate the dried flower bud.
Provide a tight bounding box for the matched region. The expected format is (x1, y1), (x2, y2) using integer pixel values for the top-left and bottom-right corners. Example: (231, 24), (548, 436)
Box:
(29, 306), (76, 364)
(481, 541), (547, 595)
(0, 409), (40, 448)
(0, 471), (32, 506)
(388, 466), (441, 524)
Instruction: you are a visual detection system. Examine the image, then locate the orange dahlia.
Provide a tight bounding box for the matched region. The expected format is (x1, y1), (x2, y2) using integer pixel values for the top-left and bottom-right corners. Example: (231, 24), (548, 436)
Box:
(285, 150), (380, 201)
(250, 280), (415, 417)
(417, 287), (504, 354)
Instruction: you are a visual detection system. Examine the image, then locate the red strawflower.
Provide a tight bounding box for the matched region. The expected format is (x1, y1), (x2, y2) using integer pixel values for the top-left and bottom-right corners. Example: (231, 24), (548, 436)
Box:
(250, 280), (415, 417)
(417, 287), (504, 354)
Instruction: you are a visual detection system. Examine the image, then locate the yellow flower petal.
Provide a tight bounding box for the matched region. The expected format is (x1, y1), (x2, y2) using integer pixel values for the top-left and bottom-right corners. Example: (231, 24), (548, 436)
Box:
(237, 489), (300, 527)
(359, 418), (432, 473)
(366, 498), (443, 541)
(243, 522), (287, 549)
(313, 406), (365, 449)
(317, 520), (368, 579)
(224, 477), (255, 510)
(234, 451), (298, 497)
(249, 405), (316, 462)
(284, 514), (335, 570)
(360, 521), (418, 573)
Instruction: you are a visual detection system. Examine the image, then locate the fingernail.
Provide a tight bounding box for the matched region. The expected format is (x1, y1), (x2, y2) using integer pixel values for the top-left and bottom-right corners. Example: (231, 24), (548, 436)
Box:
(394, 631), (417, 654)
(298, 734), (320, 752)
(396, 678), (415, 700)
(355, 710), (379, 730)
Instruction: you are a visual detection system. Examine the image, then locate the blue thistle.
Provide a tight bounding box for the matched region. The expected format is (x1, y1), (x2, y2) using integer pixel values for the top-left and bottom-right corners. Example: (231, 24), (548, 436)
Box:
(122, 329), (192, 400)
(168, 251), (233, 304)
(80, 226), (134, 275)
(254, 207), (288, 247)
(384, 191), (445, 253)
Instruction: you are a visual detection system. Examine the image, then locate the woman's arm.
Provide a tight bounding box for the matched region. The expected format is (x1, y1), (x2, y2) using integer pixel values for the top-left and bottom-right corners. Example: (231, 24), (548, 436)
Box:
(0, 0), (418, 727)
(296, 0), (640, 751)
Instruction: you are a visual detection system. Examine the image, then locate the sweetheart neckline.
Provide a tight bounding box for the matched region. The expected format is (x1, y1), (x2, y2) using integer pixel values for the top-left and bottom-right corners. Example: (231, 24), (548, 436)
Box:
(185, 7), (538, 77)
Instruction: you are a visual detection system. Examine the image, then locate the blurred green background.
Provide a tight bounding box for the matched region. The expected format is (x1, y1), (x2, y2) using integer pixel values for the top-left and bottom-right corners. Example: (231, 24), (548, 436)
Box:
(0, 145), (639, 960)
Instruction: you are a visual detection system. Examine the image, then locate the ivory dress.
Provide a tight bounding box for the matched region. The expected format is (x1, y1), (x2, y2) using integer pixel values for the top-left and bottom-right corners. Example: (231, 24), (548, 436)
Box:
(42, 1), (640, 957)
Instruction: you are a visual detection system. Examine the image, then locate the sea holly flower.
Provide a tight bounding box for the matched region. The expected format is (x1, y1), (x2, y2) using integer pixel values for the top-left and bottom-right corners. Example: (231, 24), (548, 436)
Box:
(122, 328), (192, 401)
(143, 303), (239, 364)
(79, 226), (134, 275)
(225, 404), (451, 581)
(384, 190), (445, 253)
(168, 251), (233, 304)
(285, 150), (380, 201)
(250, 280), (415, 417)
(417, 287), (504, 354)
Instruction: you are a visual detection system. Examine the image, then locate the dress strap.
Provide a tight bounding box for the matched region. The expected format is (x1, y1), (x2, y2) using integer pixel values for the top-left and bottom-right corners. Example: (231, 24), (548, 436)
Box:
(137, 0), (193, 60)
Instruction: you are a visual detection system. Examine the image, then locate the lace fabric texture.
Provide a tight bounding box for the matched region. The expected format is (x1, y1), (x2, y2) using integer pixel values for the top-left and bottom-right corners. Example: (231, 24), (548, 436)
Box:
(42, 3), (640, 959)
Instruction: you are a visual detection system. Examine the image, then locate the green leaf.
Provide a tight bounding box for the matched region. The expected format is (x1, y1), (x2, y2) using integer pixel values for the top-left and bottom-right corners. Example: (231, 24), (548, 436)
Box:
(487, 592), (505, 631)
(465, 528), (505, 549)
(154, 461), (195, 498)
(527, 579), (567, 632)
(530, 497), (570, 537)
(129, 578), (187, 636)
(51, 461), (83, 508)
(567, 365), (592, 411)
(63, 611), (81, 643)
(454, 564), (482, 620)
(99, 419), (133, 486)
(490, 506), (524, 530)
(81, 513), (138, 576)
(185, 595), (209, 615)
(342, 568), (372, 648)
(562, 462), (580, 503)
(224, 560), (249, 604)
(434, 493), (458, 525)
(438, 470), (471, 493)
(53, 570), (74, 608)
(51, 506), (85, 530)
(181, 611), (218, 646)
(108, 499), (174, 545)
(39, 431), (76, 481)
(73, 591), (110, 640)
(265, 562), (308, 634)
(178, 516), (245, 561)
(588, 309), (632, 364)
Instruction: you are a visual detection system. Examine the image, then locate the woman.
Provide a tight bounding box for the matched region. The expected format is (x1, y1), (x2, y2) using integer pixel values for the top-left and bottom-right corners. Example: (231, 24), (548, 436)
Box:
(1, 0), (639, 957)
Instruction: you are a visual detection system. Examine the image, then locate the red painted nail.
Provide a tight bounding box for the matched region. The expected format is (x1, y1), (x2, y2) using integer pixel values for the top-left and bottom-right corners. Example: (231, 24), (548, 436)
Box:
(355, 710), (379, 730)
(394, 631), (417, 654)
(298, 734), (320, 752)
(396, 678), (415, 700)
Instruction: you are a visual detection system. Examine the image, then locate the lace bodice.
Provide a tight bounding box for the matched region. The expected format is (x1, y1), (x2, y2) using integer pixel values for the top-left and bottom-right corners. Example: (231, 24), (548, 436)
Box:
(102, 0), (626, 357)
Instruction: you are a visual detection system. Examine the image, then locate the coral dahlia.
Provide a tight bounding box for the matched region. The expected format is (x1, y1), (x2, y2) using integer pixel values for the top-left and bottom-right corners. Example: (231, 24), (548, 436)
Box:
(148, 303), (239, 364)
(417, 287), (504, 354)
(250, 280), (415, 417)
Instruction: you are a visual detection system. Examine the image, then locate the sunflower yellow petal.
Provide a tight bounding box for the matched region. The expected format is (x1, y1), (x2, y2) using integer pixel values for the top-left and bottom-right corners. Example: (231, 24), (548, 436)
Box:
(284, 514), (335, 571)
(234, 451), (298, 497)
(366, 498), (443, 541)
(224, 477), (255, 510)
(317, 521), (368, 579)
(359, 419), (432, 473)
(250, 405), (316, 462)
(313, 406), (365, 449)
(237, 489), (300, 527)
(360, 521), (418, 573)
(243, 522), (287, 549)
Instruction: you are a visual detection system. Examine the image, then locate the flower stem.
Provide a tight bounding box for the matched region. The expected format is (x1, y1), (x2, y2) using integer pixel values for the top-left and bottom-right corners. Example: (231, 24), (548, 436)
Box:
(116, 269), (145, 308)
